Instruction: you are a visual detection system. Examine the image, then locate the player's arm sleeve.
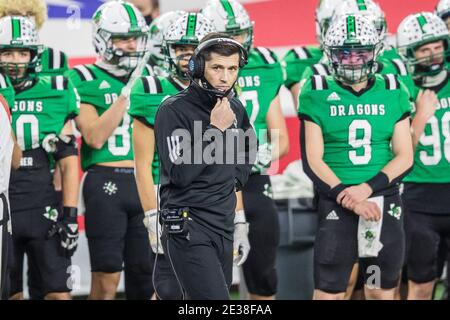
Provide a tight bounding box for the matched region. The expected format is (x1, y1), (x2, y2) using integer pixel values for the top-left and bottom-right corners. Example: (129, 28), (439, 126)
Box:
(61, 51), (69, 73)
(154, 103), (211, 188)
(129, 78), (159, 128)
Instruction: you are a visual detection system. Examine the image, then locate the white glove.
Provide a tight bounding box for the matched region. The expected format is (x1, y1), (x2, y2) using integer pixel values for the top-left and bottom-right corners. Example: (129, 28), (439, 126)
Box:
(252, 143), (273, 173)
(233, 210), (250, 266)
(143, 209), (164, 254)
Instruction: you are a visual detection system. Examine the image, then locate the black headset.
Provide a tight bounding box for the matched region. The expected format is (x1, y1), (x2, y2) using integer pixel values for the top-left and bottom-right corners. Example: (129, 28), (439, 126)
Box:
(187, 37), (248, 79)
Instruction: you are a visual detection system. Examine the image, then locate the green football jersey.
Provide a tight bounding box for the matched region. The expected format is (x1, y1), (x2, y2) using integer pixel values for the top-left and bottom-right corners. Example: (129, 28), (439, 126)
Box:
(237, 47), (284, 173)
(301, 58), (410, 82)
(11, 75), (79, 151)
(404, 72), (450, 183)
(40, 46), (69, 77)
(380, 46), (402, 62)
(66, 64), (153, 170)
(129, 75), (184, 183)
(0, 73), (15, 109)
(299, 73), (411, 185)
(282, 46), (323, 89)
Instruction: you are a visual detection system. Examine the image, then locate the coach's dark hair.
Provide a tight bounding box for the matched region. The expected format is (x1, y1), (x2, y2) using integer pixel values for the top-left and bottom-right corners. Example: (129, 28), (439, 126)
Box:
(199, 32), (242, 61)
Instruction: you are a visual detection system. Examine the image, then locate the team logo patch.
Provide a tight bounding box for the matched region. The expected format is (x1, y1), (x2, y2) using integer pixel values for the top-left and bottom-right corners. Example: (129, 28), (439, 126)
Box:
(327, 92), (341, 101)
(99, 80), (111, 89)
(363, 229), (376, 245)
(263, 183), (273, 198)
(44, 206), (59, 222)
(388, 203), (402, 220)
(326, 210), (339, 220)
(103, 181), (118, 196)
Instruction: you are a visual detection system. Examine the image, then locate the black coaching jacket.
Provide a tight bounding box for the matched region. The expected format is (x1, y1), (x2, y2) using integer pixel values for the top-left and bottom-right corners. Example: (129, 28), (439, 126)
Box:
(154, 83), (256, 239)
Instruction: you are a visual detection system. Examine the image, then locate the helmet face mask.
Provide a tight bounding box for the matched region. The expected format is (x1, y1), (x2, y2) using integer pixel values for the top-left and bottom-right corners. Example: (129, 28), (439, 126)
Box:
(92, 0), (149, 72)
(163, 12), (215, 80)
(328, 45), (378, 84)
(397, 12), (450, 79)
(407, 38), (450, 77)
(324, 14), (382, 85)
(0, 16), (42, 84)
(167, 44), (196, 79)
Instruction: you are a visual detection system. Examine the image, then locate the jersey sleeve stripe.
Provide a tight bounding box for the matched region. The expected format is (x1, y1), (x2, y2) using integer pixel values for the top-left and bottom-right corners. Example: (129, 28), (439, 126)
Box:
(0, 74), (7, 89)
(312, 75), (327, 90)
(314, 64), (329, 76)
(294, 47), (309, 59)
(148, 76), (158, 93)
(74, 65), (95, 81)
(48, 47), (54, 69)
(53, 49), (61, 69)
(384, 74), (396, 90)
(256, 47), (276, 64)
(60, 51), (66, 69)
(142, 77), (151, 93)
(392, 59), (408, 76)
(145, 65), (155, 76)
(56, 75), (65, 90)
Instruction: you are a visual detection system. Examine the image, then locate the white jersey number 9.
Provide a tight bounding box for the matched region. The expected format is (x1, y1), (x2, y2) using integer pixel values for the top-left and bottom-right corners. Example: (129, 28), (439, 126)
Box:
(348, 119), (372, 165)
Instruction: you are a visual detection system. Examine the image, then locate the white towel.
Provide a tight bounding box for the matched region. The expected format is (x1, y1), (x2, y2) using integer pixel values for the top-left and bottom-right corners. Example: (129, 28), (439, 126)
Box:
(358, 196), (384, 258)
(77, 172), (88, 215)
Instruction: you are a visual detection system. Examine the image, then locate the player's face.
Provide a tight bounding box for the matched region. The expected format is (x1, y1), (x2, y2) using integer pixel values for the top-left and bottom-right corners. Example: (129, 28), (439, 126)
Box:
(204, 52), (240, 92)
(414, 40), (445, 66)
(173, 44), (196, 74)
(332, 48), (374, 66)
(112, 36), (138, 53)
(231, 32), (249, 46)
(0, 49), (31, 79)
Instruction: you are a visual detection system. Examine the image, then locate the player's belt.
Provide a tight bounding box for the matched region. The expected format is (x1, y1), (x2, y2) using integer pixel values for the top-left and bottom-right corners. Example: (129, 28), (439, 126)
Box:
(88, 165), (135, 175)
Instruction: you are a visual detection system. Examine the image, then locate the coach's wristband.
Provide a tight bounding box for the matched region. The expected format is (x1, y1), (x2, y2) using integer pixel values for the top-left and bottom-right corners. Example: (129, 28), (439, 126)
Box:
(328, 183), (346, 201)
(366, 171), (390, 193)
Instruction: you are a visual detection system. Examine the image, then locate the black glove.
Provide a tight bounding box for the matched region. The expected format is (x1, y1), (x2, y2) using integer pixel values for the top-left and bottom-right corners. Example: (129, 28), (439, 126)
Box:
(47, 207), (79, 258)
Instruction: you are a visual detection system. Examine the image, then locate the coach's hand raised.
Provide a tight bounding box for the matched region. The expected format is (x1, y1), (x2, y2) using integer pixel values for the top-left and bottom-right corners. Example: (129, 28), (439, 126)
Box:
(210, 98), (236, 132)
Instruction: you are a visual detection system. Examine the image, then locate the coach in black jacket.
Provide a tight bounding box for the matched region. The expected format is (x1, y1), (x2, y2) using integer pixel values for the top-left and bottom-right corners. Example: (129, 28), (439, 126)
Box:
(154, 34), (256, 300)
